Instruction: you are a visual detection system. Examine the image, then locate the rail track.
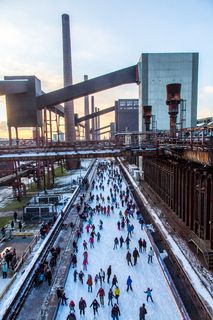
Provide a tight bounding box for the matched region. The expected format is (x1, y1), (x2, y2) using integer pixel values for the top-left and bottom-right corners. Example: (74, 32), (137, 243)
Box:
(0, 160), (96, 320)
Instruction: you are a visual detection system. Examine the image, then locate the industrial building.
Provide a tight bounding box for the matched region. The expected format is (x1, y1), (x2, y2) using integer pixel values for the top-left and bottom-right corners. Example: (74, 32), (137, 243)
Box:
(138, 52), (199, 131)
(115, 99), (139, 133)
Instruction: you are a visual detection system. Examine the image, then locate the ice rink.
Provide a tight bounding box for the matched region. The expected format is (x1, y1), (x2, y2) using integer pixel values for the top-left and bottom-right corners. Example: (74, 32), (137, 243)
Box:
(56, 162), (181, 320)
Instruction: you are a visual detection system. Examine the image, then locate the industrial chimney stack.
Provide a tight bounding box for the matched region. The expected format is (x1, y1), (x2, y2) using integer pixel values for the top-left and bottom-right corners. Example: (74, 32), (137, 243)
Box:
(166, 83), (181, 136)
(62, 14), (76, 143)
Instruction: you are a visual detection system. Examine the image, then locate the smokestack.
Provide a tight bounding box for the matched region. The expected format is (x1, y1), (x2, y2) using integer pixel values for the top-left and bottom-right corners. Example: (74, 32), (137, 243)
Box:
(84, 75), (90, 140)
(95, 107), (98, 140)
(62, 14), (76, 143)
(166, 83), (181, 135)
(97, 108), (100, 140)
(143, 105), (152, 132)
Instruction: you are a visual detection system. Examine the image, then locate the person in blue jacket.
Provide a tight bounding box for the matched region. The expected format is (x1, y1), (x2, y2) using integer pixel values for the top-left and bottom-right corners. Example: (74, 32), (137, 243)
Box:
(2, 260), (8, 278)
(126, 275), (133, 292)
(144, 287), (153, 302)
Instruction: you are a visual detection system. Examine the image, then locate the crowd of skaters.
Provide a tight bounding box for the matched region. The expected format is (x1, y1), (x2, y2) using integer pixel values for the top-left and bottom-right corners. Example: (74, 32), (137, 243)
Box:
(58, 160), (154, 320)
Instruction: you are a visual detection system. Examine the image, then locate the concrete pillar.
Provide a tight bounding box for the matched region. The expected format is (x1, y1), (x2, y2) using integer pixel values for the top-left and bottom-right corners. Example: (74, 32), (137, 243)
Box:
(62, 14), (76, 143)
(84, 75), (90, 141)
(97, 108), (100, 140)
(91, 96), (95, 140)
(95, 107), (98, 140)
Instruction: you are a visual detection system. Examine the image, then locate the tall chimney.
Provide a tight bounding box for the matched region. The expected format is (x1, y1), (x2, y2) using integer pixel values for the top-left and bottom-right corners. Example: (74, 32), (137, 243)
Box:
(97, 108), (100, 140)
(62, 14), (76, 143)
(95, 107), (98, 140)
(91, 96), (95, 140)
(84, 75), (90, 140)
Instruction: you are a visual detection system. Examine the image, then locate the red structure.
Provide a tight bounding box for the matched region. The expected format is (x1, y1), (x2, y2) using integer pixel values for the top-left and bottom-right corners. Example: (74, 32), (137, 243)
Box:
(143, 105), (152, 132)
(166, 83), (181, 135)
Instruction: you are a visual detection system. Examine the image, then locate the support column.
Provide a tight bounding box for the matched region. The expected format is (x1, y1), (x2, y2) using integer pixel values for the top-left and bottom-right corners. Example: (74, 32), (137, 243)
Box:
(91, 96), (95, 140)
(95, 107), (98, 140)
(84, 75), (90, 141)
(8, 126), (12, 145)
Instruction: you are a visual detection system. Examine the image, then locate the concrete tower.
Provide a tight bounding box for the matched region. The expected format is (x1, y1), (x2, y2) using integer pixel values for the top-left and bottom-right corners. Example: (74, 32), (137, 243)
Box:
(62, 14), (76, 143)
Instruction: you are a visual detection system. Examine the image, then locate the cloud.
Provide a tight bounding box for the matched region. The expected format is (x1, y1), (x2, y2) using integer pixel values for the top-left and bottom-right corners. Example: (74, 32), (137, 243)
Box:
(203, 86), (213, 94)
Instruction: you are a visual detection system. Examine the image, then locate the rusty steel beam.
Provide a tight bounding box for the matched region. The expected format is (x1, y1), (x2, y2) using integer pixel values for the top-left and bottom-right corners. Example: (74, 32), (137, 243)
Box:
(36, 65), (138, 108)
(95, 124), (110, 132)
(76, 106), (115, 124)
(100, 130), (110, 135)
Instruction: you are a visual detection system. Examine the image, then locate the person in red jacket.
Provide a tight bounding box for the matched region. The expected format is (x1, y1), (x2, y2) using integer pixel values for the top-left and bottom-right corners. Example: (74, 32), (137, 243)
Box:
(86, 274), (93, 292)
(69, 300), (75, 312)
(111, 303), (121, 320)
(96, 287), (105, 306)
(79, 297), (87, 316)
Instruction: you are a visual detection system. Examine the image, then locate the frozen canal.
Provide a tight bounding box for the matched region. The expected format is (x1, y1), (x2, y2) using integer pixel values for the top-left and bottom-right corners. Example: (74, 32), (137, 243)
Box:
(56, 161), (181, 320)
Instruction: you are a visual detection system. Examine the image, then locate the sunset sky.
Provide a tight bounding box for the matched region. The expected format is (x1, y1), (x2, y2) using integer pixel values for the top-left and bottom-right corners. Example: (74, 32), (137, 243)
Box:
(0, 0), (212, 138)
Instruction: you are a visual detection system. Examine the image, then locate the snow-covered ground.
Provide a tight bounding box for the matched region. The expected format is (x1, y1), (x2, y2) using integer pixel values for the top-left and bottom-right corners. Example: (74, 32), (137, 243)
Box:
(56, 163), (181, 320)
(119, 159), (213, 315)
(0, 160), (92, 313)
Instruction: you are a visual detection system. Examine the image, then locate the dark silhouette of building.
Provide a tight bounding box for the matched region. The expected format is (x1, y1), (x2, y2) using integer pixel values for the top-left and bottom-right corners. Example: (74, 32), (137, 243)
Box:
(115, 99), (139, 133)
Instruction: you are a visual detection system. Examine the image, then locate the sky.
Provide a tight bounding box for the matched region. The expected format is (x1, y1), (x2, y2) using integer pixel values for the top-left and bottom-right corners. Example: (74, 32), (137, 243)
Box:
(0, 0), (212, 138)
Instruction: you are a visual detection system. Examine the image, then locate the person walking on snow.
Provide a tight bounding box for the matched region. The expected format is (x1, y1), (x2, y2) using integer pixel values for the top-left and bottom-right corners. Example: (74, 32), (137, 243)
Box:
(126, 251), (133, 266)
(126, 276), (133, 292)
(96, 231), (101, 242)
(2, 260), (8, 278)
(83, 258), (88, 271)
(133, 247), (140, 265)
(138, 238), (143, 253)
(69, 300), (75, 312)
(90, 299), (100, 315)
(97, 287), (105, 306)
(111, 275), (118, 288)
(107, 265), (112, 283)
(108, 288), (114, 306)
(119, 236), (124, 248)
(66, 312), (76, 320)
(148, 247), (154, 263)
(73, 270), (78, 282)
(79, 297), (87, 316)
(125, 236), (131, 250)
(139, 303), (147, 320)
(87, 274), (93, 292)
(83, 240), (87, 250)
(99, 268), (105, 285)
(113, 237), (119, 249)
(89, 236), (94, 248)
(114, 286), (120, 304)
(117, 221), (121, 230)
(85, 224), (90, 233)
(95, 274), (99, 285)
(111, 303), (121, 320)
(142, 239), (147, 252)
(78, 270), (84, 284)
(144, 288), (153, 302)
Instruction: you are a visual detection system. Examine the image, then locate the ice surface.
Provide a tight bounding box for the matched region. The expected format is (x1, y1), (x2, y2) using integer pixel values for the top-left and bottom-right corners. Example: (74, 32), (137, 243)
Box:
(56, 163), (181, 320)
(119, 159), (213, 313)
